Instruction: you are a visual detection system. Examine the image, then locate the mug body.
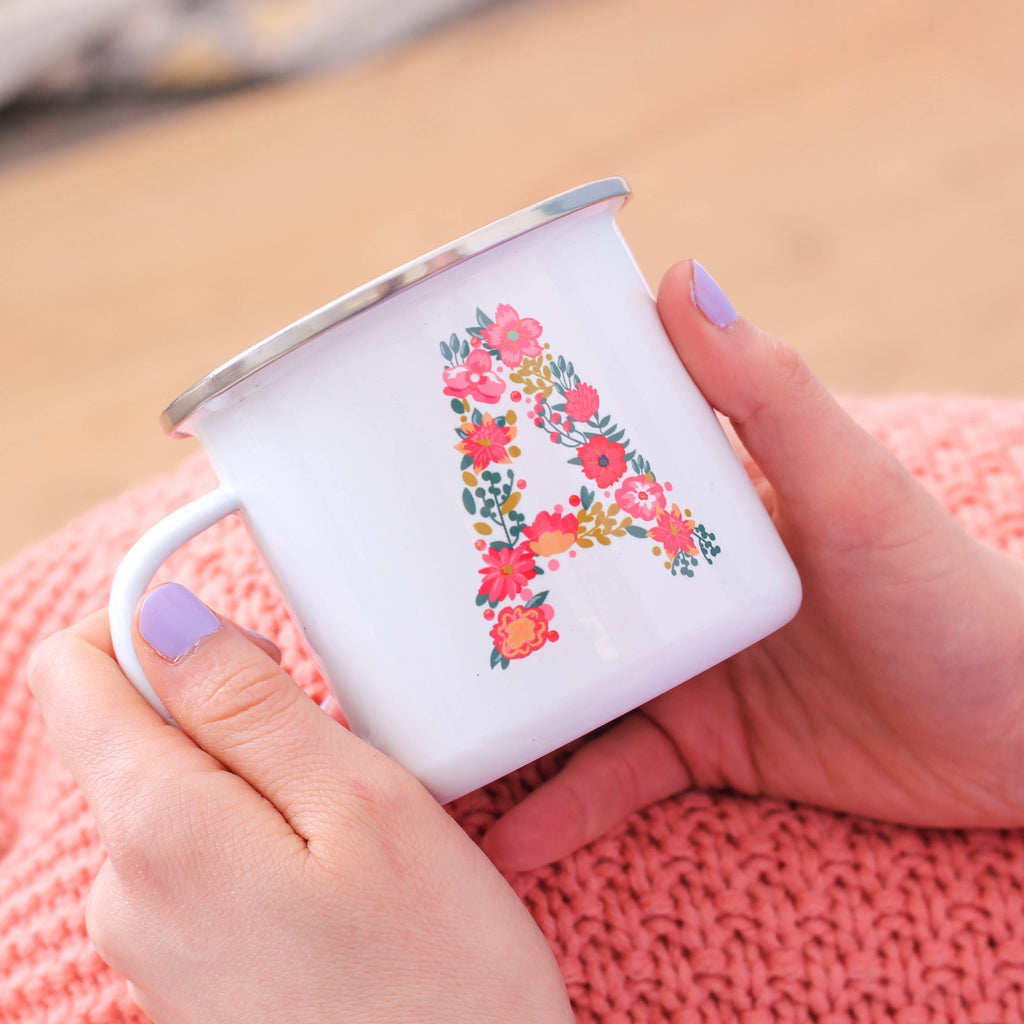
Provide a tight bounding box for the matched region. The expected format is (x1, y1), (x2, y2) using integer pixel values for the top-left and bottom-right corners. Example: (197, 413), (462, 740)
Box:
(181, 189), (800, 802)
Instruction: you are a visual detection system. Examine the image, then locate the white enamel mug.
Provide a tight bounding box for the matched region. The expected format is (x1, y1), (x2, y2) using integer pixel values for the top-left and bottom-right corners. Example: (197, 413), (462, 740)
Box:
(110, 177), (801, 803)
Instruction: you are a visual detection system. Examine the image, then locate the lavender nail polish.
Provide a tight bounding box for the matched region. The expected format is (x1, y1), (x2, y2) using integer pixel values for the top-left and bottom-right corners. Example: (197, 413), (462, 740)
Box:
(691, 260), (738, 328)
(139, 583), (221, 660)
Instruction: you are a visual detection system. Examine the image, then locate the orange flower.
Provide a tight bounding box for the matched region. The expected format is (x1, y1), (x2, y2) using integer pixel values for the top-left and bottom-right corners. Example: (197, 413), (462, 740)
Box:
(490, 604), (552, 660)
(523, 511), (579, 557)
(455, 414), (516, 472)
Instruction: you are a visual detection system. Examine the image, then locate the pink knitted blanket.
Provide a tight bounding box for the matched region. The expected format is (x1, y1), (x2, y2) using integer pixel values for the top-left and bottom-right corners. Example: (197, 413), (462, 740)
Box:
(2, 396), (1023, 1023)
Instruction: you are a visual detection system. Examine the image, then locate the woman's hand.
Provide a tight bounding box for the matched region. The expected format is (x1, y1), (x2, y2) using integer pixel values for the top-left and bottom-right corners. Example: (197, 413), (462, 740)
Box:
(29, 585), (573, 1024)
(483, 259), (1024, 872)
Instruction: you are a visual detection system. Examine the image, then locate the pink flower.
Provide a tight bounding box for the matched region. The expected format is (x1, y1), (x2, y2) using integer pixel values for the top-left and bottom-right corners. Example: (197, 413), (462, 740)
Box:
(490, 603), (552, 660)
(478, 544), (537, 603)
(562, 382), (599, 423)
(614, 475), (667, 521)
(482, 303), (543, 367)
(578, 435), (628, 488)
(442, 348), (506, 405)
(523, 510), (578, 557)
(649, 504), (699, 557)
(456, 414), (516, 472)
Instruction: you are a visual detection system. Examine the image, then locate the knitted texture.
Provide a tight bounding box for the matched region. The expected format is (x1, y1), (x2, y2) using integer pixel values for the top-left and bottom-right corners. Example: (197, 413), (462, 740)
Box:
(1, 395), (1023, 1023)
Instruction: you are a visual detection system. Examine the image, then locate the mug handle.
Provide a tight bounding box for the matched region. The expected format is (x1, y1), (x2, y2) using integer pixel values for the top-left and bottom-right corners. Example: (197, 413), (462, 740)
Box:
(109, 484), (240, 723)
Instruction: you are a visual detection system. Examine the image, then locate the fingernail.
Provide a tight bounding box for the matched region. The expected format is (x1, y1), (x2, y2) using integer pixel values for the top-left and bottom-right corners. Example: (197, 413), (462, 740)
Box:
(139, 583), (221, 660)
(691, 260), (738, 328)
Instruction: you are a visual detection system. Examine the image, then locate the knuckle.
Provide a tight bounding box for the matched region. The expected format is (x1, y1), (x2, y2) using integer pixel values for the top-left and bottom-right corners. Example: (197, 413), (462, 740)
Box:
(765, 330), (815, 394)
(26, 629), (73, 697)
(85, 863), (128, 969)
(196, 652), (293, 736)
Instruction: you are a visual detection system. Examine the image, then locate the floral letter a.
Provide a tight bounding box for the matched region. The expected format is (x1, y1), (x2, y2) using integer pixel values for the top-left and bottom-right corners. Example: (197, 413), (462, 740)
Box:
(441, 305), (722, 669)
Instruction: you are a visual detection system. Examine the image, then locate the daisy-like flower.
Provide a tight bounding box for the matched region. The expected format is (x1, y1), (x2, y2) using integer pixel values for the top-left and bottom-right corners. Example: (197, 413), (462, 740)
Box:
(482, 303), (543, 367)
(614, 475), (667, 521)
(442, 348), (505, 405)
(578, 435), (628, 488)
(456, 414), (516, 472)
(478, 544), (537, 604)
(648, 504), (699, 557)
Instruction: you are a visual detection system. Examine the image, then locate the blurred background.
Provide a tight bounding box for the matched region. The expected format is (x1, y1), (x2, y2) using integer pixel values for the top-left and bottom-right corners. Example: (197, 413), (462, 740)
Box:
(1, 0), (1021, 562)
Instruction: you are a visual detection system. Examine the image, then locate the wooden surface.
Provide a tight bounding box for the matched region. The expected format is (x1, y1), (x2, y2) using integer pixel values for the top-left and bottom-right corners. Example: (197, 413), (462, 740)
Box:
(1, 0), (1022, 563)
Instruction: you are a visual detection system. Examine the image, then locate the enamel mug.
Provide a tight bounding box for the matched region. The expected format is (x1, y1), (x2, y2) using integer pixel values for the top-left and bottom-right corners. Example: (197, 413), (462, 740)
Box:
(110, 177), (801, 803)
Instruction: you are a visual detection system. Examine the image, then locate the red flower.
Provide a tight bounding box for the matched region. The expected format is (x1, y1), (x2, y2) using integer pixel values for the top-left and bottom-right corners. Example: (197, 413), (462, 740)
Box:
(523, 510), (579, 557)
(443, 348), (506, 405)
(490, 603), (552, 660)
(562, 382), (599, 423)
(478, 544), (537, 603)
(614, 475), (667, 521)
(578, 435), (628, 488)
(648, 504), (699, 557)
(482, 303), (543, 367)
(456, 413), (516, 472)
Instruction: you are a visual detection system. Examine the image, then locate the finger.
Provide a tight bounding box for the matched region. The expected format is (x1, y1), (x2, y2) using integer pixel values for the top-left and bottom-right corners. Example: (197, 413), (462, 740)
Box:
(658, 260), (912, 528)
(27, 610), (221, 844)
(134, 583), (401, 840)
(482, 712), (691, 871)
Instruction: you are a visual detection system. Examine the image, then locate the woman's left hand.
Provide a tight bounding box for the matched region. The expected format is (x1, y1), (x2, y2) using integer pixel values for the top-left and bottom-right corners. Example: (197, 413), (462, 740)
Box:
(29, 584), (573, 1024)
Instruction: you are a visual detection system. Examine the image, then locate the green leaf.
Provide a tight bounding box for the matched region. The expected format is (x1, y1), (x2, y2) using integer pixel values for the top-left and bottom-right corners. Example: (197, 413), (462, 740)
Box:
(557, 355), (566, 373)
(467, 326), (484, 338)
(568, 456), (583, 466)
(477, 308), (495, 328)
(580, 487), (594, 511)
(608, 428), (626, 443)
(471, 408), (483, 426)
(525, 590), (549, 609)
(477, 592), (490, 607)
(490, 645), (502, 668)
(461, 340), (471, 359)
(440, 340), (452, 360)
(626, 524), (650, 538)
(461, 454), (474, 471)
(462, 488), (476, 514)
(451, 398), (466, 415)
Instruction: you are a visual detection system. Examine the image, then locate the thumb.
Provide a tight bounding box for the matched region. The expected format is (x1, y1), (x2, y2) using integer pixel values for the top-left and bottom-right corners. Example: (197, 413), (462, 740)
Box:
(659, 260), (900, 526)
(134, 583), (401, 839)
